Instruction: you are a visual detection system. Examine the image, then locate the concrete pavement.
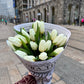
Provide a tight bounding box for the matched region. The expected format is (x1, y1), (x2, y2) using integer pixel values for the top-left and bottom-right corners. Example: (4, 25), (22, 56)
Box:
(55, 55), (84, 84)
(0, 23), (84, 84)
(62, 25), (84, 64)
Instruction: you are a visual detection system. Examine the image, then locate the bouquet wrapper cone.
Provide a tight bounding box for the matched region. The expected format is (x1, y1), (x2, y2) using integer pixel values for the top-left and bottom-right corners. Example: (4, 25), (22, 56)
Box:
(14, 23), (71, 84)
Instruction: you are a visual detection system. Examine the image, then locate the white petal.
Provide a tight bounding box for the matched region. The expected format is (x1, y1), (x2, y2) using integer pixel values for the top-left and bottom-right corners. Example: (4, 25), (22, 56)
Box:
(30, 41), (38, 50)
(15, 50), (27, 58)
(45, 40), (51, 50)
(6, 40), (15, 51)
(54, 47), (64, 55)
(29, 29), (35, 41)
(8, 37), (22, 47)
(39, 52), (48, 60)
(22, 29), (30, 38)
(51, 29), (57, 41)
(24, 56), (35, 62)
(15, 35), (27, 44)
(33, 20), (40, 32)
(39, 40), (46, 52)
(59, 36), (67, 46)
(53, 34), (64, 45)
(39, 21), (45, 34)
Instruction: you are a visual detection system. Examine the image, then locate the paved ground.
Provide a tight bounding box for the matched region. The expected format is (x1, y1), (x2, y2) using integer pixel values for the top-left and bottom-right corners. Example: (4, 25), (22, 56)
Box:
(62, 25), (84, 64)
(0, 23), (84, 84)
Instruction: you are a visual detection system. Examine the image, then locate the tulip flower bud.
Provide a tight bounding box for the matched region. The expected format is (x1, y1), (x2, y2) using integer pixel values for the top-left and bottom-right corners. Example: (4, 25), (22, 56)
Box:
(23, 56), (35, 62)
(33, 20), (40, 32)
(45, 40), (51, 50)
(15, 35), (27, 44)
(53, 34), (64, 45)
(59, 36), (67, 46)
(30, 41), (38, 50)
(29, 29), (35, 41)
(15, 50), (27, 58)
(51, 29), (57, 41)
(6, 40), (16, 51)
(39, 21), (45, 34)
(39, 40), (46, 52)
(54, 47), (64, 55)
(22, 29), (30, 38)
(39, 52), (48, 60)
(8, 37), (22, 47)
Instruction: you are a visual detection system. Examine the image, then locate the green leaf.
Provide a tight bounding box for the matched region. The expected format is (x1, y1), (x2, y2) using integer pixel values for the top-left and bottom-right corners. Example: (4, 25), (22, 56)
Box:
(47, 31), (51, 40)
(35, 23), (40, 44)
(14, 29), (22, 35)
(22, 28), (25, 31)
(20, 39), (28, 49)
(20, 39), (32, 54)
(48, 52), (57, 57)
(45, 48), (49, 52)
(35, 56), (40, 61)
(48, 57), (53, 60)
(14, 46), (31, 55)
(20, 28), (22, 33)
(21, 28), (30, 43)
(22, 35), (30, 43)
(27, 44), (35, 55)
(42, 33), (46, 40)
(32, 23), (34, 28)
(47, 43), (54, 53)
(13, 46), (19, 51)
(18, 48), (31, 55)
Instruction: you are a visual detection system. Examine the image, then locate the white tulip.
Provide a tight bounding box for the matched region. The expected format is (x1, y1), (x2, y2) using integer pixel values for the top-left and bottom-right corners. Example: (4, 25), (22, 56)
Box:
(59, 36), (67, 46)
(29, 29), (35, 41)
(6, 40), (16, 51)
(39, 21), (45, 34)
(22, 29), (30, 38)
(51, 29), (57, 41)
(33, 20), (40, 32)
(15, 50), (27, 58)
(30, 41), (38, 50)
(53, 34), (64, 45)
(45, 40), (51, 50)
(8, 37), (22, 47)
(39, 40), (46, 52)
(54, 47), (64, 55)
(15, 35), (27, 44)
(23, 56), (35, 62)
(39, 52), (48, 60)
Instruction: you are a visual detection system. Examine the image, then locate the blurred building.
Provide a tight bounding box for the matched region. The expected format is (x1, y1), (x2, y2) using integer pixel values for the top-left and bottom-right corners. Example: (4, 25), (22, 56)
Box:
(15, 0), (28, 22)
(0, 0), (15, 18)
(15, 0), (84, 25)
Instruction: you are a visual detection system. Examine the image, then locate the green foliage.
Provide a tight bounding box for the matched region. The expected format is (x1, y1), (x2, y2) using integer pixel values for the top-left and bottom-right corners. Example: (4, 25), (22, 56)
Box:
(42, 33), (46, 40)
(47, 31), (51, 40)
(48, 57), (53, 60)
(47, 43), (54, 53)
(23, 34), (30, 43)
(18, 48), (31, 55)
(35, 23), (40, 44)
(20, 39), (32, 54)
(35, 56), (40, 61)
(14, 29), (22, 35)
(32, 23), (34, 28)
(48, 51), (57, 57)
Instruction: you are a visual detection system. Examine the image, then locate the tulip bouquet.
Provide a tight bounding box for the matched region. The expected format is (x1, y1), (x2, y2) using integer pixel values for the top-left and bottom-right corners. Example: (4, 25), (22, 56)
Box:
(7, 21), (71, 84)
(7, 20), (67, 62)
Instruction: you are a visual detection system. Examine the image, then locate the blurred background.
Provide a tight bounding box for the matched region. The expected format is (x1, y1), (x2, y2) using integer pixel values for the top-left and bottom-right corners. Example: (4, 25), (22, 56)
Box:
(0, 0), (84, 25)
